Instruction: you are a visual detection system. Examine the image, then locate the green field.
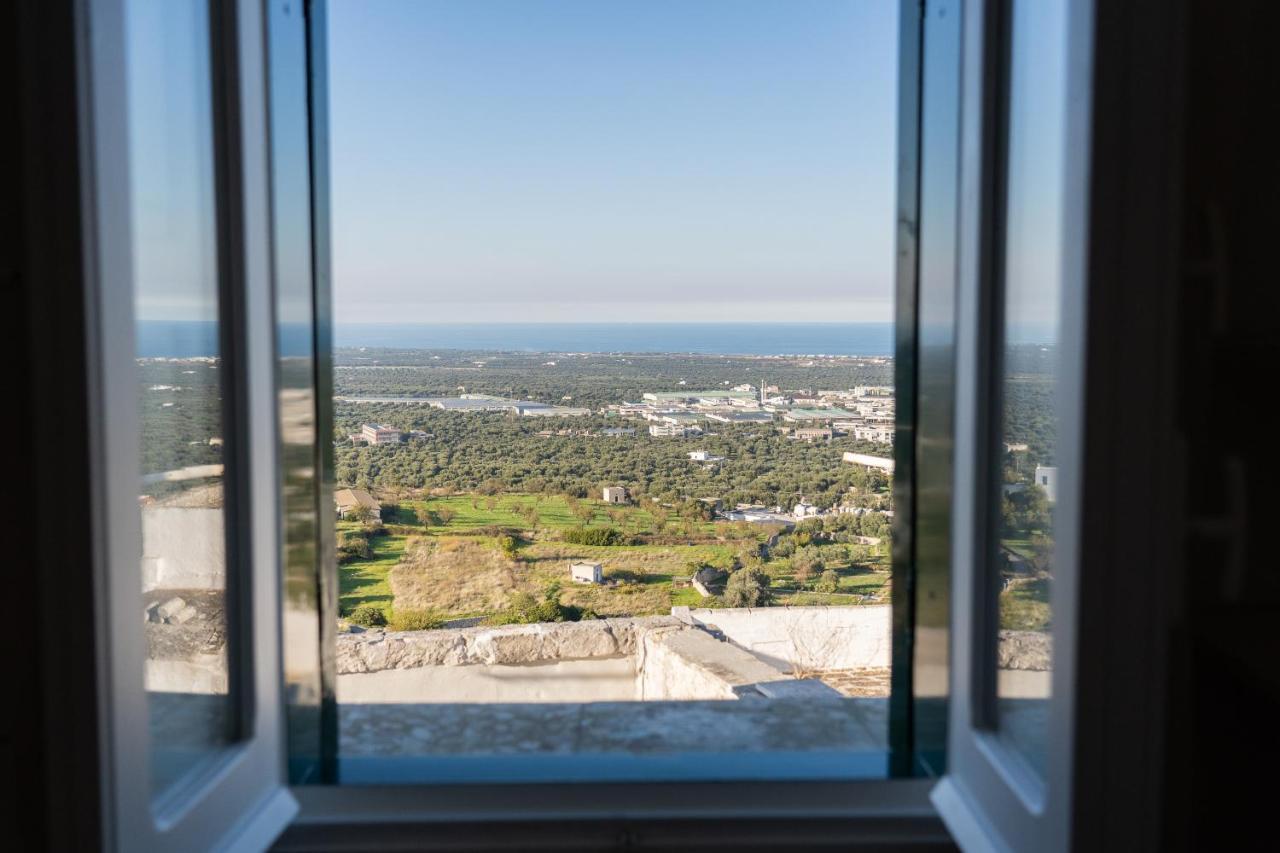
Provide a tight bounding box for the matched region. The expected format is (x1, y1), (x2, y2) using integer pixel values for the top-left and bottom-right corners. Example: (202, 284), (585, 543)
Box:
(336, 521), (407, 614)
(338, 493), (890, 622)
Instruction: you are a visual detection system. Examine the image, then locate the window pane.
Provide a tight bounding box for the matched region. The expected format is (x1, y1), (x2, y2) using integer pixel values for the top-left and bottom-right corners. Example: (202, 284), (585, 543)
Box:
(127, 0), (234, 796)
(269, 0), (332, 783)
(993, 0), (1067, 778)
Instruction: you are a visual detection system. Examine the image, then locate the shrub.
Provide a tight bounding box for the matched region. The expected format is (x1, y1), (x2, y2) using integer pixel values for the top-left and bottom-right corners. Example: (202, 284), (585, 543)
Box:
(722, 567), (773, 608)
(497, 535), (520, 558)
(488, 586), (589, 625)
(388, 608), (445, 631)
(562, 526), (624, 546)
(347, 605), (387, 627)
(815, 570), (841, 594)
(336, 531), (371, 563)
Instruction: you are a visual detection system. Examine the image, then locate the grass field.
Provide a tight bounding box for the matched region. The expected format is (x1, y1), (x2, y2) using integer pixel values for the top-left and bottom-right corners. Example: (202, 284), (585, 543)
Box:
(338, 492), (891, 621)
(999, 576), (1051, 631)
(336, 521), (407, 615)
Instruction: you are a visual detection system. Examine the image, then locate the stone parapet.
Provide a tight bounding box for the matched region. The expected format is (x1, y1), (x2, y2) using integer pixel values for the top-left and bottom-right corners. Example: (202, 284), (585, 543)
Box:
(336, 616), (685, 674)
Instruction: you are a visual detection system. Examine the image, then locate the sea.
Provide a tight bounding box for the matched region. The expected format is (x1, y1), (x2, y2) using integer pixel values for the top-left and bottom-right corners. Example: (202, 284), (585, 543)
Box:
(138, 321), (896, 359)
(337, 323), (894, 357)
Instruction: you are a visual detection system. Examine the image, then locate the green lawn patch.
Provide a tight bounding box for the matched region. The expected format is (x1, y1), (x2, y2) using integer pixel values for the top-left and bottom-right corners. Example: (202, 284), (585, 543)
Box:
(337, 522), (408, 618)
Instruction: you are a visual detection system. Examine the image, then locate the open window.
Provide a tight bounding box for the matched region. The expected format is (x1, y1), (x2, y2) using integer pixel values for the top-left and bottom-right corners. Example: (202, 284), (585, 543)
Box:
(62, 0), (1121, 848)
(929, 0), (1092, 848)
(79, 0), (296, 847)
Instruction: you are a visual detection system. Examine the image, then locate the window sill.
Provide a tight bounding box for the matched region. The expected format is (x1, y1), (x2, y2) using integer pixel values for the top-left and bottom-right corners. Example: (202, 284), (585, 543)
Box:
(278, 778), (950, 851)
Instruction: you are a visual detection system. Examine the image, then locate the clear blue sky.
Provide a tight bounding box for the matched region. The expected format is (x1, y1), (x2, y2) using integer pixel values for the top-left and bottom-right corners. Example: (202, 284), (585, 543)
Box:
(329, 0), (900, 324)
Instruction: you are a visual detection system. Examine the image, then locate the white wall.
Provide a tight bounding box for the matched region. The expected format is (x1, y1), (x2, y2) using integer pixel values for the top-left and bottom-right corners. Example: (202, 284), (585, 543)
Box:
(678, 605), (892, 672)
(337, 657), (638, 704)
(141, 507), (225, 592)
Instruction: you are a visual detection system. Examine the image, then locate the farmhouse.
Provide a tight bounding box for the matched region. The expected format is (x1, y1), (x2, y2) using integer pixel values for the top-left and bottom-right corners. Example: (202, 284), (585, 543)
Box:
(602, 486), (630, 504)
(334, 488), (381, 520)
(360, 423), (401, 445)
(569, 561), (603, 584)
(793, 500), (820, 520)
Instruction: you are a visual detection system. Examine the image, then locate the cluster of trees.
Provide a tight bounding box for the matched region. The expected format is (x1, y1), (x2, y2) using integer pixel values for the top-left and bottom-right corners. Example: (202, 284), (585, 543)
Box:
(562, 527), (627, 546)
(1001, 343), (1059, 465)
(774, 513), (892, 549)
(333, 407), (891, 510)
(489, 583), (596, 625)
(721, 567), (771, 607)
(137, 361), (224, 475)
(1001, 484), (1051, 535)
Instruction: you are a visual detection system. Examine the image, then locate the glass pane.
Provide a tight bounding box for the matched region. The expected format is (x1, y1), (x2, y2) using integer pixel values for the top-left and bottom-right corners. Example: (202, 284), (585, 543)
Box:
(127, 0), (234, 796)
(993, 0), (1067, 778)
(323, 0), (900, 783)
(269, 0), (332, 783)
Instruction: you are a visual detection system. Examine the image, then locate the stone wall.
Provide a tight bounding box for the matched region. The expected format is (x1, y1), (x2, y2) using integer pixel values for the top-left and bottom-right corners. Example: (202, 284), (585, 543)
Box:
(997, 629), (1052, 671)
(336, 616), (683, 673)
(337, 615), (847, 703)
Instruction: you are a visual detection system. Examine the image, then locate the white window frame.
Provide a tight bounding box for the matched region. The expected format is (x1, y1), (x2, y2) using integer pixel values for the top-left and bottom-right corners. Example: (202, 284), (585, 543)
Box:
(81, 0), (296, 848)
(929, 0), (1094, 849)
(278, 0), (950, 840)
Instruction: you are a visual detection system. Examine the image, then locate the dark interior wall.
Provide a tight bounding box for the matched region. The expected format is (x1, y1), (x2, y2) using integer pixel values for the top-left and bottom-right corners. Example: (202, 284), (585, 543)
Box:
(6, 1), (104, 850)
(1166, 0), (1280, 848)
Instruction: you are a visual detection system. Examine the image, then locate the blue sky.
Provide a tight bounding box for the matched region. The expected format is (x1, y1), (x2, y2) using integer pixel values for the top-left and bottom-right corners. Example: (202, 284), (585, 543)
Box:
(329, 0), (900, 324)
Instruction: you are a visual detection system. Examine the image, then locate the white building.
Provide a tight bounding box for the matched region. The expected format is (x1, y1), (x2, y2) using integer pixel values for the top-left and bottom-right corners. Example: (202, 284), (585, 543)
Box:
(793, 500), (820, 520)
(602, 486), (630, 504)
(1034, 466), (1059, 503)
(360, 423), (401, 445)
(853, 424), (894, 443)
(688, 450), (724, 462)
(842, 452), (895, 473)
(569, 561), (603, 584)
(649, 424), (702, 437)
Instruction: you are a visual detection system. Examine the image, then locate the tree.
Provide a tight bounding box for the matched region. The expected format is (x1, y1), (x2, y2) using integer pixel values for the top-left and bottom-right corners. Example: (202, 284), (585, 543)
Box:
(497, 535), (520, 559)
(792, 550), (824, 585)
(435, 506), (457, 525)
(815, 570), (840, 594)
(347, 504), (374, 524)
(1004, 485), (1051, 534)
(723, 567), (773, 608)
(1027, 532), (1054, 575)
(415, 506), (434, 528)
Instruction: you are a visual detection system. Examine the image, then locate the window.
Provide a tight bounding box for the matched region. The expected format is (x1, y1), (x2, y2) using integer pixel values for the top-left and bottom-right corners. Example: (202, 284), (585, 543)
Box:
(126, 0), (235, 797)
(81, 0), (296, 846)
(930, 0), (1092, 848)
(302, 0), (907, 786)
(59, 0), (1114, 847)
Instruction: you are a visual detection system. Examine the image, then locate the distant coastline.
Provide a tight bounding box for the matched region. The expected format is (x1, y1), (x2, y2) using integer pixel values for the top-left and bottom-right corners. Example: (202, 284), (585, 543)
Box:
(138, 320), (897, 359)
(335, 322), (895, 357)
